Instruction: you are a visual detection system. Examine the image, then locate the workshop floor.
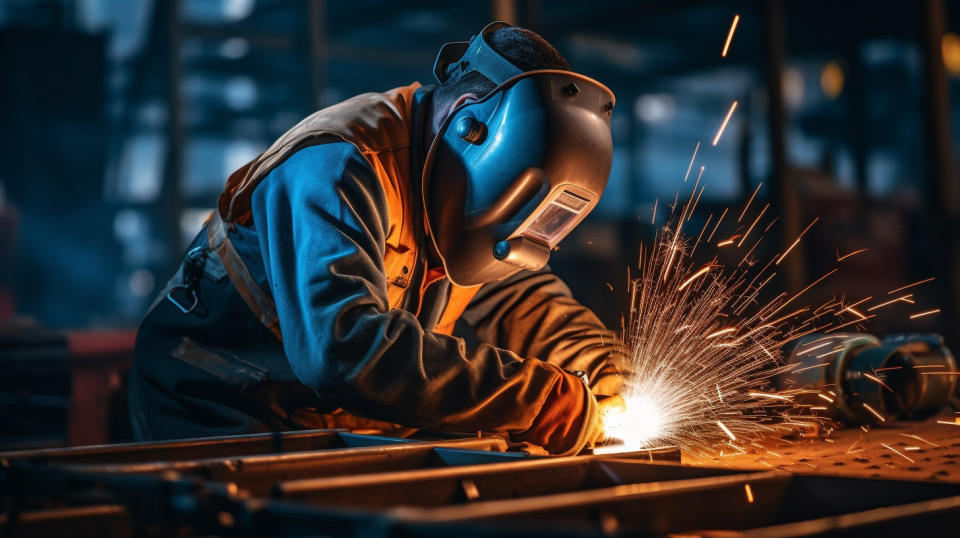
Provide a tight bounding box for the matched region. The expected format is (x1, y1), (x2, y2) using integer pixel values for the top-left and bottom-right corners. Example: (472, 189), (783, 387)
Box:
(686, 412), (960, 482)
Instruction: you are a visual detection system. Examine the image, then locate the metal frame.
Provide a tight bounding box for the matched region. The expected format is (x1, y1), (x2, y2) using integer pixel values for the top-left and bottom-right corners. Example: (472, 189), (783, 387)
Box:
(3, 430), (959, 537)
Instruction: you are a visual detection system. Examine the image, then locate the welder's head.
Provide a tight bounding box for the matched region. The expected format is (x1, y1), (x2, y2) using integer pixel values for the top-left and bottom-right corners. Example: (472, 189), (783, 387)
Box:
(423, 22), (616, 287)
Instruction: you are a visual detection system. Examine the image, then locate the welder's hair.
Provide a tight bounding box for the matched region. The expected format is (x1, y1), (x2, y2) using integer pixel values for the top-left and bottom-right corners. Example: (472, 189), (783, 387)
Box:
(435, 27), (571, 105)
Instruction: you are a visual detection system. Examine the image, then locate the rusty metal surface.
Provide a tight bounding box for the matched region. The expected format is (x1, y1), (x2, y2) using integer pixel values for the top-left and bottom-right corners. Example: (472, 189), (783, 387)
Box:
(685, 413), (960, 482)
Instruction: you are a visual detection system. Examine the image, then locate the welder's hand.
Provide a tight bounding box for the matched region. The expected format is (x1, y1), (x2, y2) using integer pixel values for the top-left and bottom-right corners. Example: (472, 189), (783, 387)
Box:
(597, 394), (627, 416)
(511, 369), (603, 456)
(594, 394), (627, 445)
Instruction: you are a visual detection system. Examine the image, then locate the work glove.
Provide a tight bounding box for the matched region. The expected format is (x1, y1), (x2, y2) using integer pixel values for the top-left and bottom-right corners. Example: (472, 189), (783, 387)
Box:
(510, 369), (628, 456)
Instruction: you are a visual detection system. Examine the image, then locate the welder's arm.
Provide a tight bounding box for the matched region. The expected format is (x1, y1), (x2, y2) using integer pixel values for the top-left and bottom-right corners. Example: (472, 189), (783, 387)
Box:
(460, 269), (627, 397)
(250, 142), (599, 455)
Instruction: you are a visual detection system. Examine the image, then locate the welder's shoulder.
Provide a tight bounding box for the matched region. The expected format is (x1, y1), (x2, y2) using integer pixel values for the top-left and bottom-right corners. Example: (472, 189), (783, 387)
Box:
(252, 141), (388, 219)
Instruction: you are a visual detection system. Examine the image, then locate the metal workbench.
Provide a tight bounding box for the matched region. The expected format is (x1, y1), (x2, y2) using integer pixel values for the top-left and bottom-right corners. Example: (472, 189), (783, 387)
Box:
(2, 428), (958, 537)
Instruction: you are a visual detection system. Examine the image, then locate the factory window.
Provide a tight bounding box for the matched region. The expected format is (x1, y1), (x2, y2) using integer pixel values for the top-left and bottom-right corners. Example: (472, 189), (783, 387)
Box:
(116, 134), (165, 203)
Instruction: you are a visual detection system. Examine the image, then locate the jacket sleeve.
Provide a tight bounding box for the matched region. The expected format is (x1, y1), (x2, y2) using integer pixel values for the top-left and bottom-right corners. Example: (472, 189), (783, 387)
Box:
(459, 268), (627, 397)
(249, 142), (596, 455)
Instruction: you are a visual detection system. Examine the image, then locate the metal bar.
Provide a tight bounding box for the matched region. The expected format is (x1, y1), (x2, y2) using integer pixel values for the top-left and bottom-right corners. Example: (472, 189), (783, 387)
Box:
(61, 437), (509, 496)
(741, 494), (960, 537)
(276, 455), (732, 509)
(0, 505), (130, 538)
(391, 473), (960, 536)
(0, 429), (349, 465)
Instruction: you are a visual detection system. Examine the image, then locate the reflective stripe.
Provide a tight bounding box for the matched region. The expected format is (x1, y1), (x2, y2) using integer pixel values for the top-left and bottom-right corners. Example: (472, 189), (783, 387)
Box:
(207, 212), (283, 341)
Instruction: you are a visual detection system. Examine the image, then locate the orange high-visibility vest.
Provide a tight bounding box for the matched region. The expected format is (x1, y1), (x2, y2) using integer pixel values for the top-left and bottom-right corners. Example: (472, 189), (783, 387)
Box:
(216, 83), (478, 337)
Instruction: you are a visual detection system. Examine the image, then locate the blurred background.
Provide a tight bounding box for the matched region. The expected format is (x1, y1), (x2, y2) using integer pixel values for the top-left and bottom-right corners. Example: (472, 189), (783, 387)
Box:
(0, 0), (958, 448)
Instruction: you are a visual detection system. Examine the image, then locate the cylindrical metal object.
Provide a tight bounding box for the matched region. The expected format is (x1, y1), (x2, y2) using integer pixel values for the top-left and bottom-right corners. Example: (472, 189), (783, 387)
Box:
(778, 332), (956, 424)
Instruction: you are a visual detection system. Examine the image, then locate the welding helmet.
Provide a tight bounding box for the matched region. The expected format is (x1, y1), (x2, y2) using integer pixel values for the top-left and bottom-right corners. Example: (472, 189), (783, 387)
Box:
(423, 22), (616, 287)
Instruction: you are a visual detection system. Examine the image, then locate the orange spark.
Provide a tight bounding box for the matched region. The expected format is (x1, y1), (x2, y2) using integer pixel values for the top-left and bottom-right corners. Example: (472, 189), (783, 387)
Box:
(717, 420), (736, 441)
(678, 265), (713, 291)
(708, 208), (728, 242)
(692, 213), (714, 254)
(868, 294), (914, 311)
(880, 442), (915, 463)
(888, 277), (935, 295)
(683, 141), (701, 183)
(706, 327), (737, 339)
(862, 402), (886, 422)
(844, 307), (867, 320)
(689, 182), (707, 222)
(767, 268), (838, 319)
(863, 372), (893, 392)
(712, 101), (738, 146)
(738, 203), (769, 247)
(739, 182), (763, 222)
(837, 248), (868, 262)
(775, 217), (820, 265)
(910, 309), (940, 319)
(744, 483), (754, 503)
(898, 433), (938, 447)
(722, 14), (741, 58)
(748, 392), (792, 401)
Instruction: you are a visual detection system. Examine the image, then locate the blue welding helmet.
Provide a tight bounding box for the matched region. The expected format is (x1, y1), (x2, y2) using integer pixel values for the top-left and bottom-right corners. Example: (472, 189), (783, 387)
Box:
(422, 22), (616, 287)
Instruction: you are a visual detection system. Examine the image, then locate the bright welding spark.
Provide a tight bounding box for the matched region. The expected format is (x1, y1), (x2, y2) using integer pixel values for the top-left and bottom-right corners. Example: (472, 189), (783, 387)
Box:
(910, 309), (940, 319)
(678, 265), (713, 291)
(712, 101), (738, 146)
(868, 294), (914, 311)
(683, 141), (701, 183)
(739, 182), (763, 222)
(791, 362), (829, 374)
(899, 433), (938, 447)
(863, 372), (893, 392)
(651, 198), (658, 224)
(888, 277), (935, 295)
(837, 248), (868, 262)
(748, 392), (792, 401)
(844, 307), (867, 320)
(601, 393), (667, 450)
(708, 208), (728, 242)
(861, 402), (886, 422)
(738, 204), (769, 248)
(706, 327), (736, 339)
(722, 14), (741, 58)
(717, 420), (736, 441)
(880, 443), (915, 464)
(604, 137), (848, 454)
(937, 419), (960, 426)
(817, 393), (835, 403)
(775, 217), (820, 265)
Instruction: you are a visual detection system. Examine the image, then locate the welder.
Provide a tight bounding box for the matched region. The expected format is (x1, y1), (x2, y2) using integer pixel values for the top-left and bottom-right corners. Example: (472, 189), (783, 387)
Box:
(129, 22), (624, 456)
